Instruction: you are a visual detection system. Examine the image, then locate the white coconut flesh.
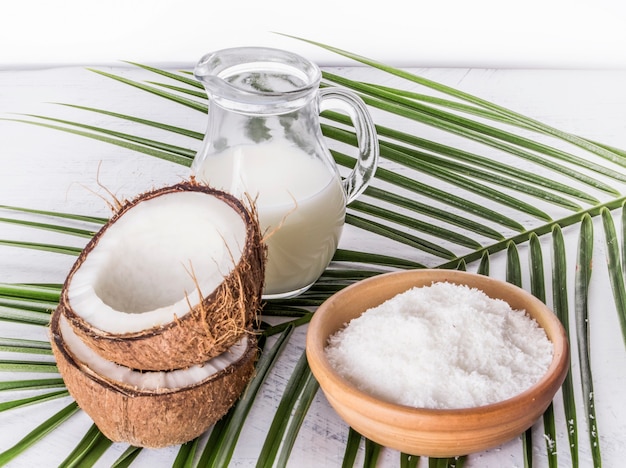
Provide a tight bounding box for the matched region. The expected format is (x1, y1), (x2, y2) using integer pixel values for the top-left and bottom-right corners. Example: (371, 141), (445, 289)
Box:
(67, 191), (247, 334)
(58, 313), (247, 390)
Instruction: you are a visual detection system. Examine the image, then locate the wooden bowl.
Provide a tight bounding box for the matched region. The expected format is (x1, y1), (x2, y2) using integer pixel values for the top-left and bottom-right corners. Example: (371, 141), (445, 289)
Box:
(306, 269), (569, 457)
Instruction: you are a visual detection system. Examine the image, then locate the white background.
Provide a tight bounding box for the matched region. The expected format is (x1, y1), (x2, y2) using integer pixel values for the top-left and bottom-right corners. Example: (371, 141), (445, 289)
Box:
(2, 0), (626, 69)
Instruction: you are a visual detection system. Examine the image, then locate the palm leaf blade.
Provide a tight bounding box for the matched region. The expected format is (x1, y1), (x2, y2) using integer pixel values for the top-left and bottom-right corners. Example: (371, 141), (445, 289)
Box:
(0, 239), (81, 256)
(575, 215), (602, 465)
(344, 156), (527, 232)
(275, 369), (319, 466)
(0, 402), (79, 466)
(0, 338), (51, 354)
(3, 118), (192, 166)
(321, 74), (624, 192)
(172, 439), (198, 468)
(342, 428), (362, 467)
(0, 390), (69, 413)
(22, 114), (196, 159)
(0, 378), (65, 392)
(58, 424), (112, 468)
(146, 80), (206, 99)
(0, 360), (58, 373)
(332, 249), (425, 269)
(551, 225), (579, 466)
(363, 438), (382, 467)
(110, 446), (142, 468)
(290, 35), (625, 166)
(379, 141), (585, 211)
(601, 206), (626, 348)
(325, 111), (604, 205)
(255, 350), (311, 467)
(56, 103), (204, 140)
(122, 61), (203, 89)
(349, 200), (482, 250)
(0, 216), (95, 239)
(87, 68), (206, 112)
(366, 186), (505, 241)
(529, 234), (558, 467)
(0, 205), (106, 225)
(198, 325), (294, 467)
(0, 297), (57, 313)
(0, 305), (51, 325)
(0, 282), (60, 303)
(345, 213), (456, 259)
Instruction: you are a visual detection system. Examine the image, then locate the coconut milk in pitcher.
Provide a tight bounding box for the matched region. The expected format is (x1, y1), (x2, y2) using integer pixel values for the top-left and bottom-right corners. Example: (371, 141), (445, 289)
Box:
(192, 47), (379, 298)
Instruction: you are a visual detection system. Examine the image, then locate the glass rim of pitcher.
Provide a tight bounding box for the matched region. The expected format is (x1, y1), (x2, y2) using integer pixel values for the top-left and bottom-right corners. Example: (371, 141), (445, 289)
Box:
(194, 47), (322, 112)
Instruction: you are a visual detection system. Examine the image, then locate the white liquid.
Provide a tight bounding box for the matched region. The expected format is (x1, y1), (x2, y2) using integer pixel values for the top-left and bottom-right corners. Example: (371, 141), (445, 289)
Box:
(196, 140), (346, 297)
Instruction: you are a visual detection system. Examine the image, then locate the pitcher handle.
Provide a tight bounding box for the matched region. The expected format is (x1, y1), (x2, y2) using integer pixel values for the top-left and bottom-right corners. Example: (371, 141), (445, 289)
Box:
(319, 88), (379, 204)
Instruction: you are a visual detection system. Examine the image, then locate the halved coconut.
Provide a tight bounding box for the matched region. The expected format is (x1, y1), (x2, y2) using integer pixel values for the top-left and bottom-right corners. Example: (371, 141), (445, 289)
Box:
(50, 310), (257, 448)
(58, 182), (265, 370)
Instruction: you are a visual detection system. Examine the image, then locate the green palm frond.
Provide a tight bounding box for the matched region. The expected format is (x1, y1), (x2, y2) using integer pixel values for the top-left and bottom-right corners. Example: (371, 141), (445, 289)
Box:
(0, 402), (80, 465)
(575, 215), (601, 467)
(1, 38), (625, 466)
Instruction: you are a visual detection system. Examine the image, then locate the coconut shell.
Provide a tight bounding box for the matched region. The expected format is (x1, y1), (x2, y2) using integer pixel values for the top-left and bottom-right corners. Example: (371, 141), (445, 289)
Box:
(59, 182), (266, 371)
(49, 310), (258, 448)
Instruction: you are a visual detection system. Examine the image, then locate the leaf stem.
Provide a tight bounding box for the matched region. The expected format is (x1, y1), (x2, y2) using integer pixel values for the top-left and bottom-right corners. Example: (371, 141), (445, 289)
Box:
(439, 196), (626, 269)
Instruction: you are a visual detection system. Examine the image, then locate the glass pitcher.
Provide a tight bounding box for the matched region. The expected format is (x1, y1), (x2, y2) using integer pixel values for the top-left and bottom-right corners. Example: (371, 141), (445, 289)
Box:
(191, 47), (379, 299)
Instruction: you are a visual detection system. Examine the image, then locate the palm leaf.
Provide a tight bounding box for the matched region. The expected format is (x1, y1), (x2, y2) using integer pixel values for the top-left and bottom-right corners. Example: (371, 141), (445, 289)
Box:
(505, 243), (534, 468)
(0, 390), (69, 413)
(1, 39), (625, 466)
(0, 379), (65, 392)
(363, 438), (382, 467)
(602, 206), (626, 346)
(0, 402), (79, 466)
(529, 234), (558, 468)
(551, 225), (579, 467)
(321, 72), (626, 187)
(58, 423), (112, 468)
(196, 325), (294, 467)
(109, 446), (143, 468)
(289, 36), (625, 165)
(342, 428), (362, 467)
(575, 216), (601, 467)
(0, 305), (52, 326)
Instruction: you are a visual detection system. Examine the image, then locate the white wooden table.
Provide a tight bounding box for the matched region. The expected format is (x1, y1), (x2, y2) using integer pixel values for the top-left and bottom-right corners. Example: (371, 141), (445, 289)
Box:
(1, 64), (625, 467)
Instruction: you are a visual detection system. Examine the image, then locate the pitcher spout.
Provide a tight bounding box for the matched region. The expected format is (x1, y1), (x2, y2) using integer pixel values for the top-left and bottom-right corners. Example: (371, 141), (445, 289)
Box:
(194, 47), (321, 114)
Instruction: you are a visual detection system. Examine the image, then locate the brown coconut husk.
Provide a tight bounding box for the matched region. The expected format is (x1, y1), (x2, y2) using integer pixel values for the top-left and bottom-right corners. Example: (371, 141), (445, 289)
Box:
(59, 181), (266, 371)
(49, 309), (258, 448)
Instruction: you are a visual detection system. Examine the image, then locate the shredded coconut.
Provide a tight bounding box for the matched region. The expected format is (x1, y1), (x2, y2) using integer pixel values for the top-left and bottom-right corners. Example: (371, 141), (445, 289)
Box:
(325, 281), (553, 409)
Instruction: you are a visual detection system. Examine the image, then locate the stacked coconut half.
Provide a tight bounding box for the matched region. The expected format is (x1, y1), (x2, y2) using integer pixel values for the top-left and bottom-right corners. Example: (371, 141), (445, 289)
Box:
(49, 182), (266, 448)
